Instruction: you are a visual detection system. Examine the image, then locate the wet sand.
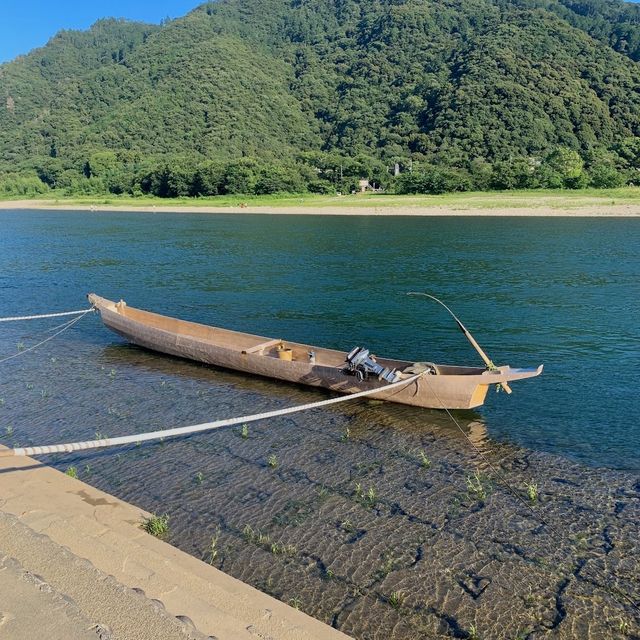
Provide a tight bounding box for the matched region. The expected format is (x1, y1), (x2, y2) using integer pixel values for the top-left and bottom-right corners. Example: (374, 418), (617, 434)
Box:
(1, 199), (639, 216)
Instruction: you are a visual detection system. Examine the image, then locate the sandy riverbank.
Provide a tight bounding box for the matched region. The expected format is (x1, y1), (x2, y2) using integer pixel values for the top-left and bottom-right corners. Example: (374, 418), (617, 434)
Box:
(0, 446), (350, 640)
(1, 199), (640, 216)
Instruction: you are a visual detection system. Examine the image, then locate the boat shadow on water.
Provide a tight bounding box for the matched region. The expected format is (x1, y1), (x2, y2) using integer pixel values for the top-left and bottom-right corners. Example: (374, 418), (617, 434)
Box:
(98, 342), (491, 447)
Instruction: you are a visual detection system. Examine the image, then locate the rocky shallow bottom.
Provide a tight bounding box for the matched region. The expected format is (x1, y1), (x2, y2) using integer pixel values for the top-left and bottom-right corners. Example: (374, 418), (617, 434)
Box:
(2, 343), (639, 639)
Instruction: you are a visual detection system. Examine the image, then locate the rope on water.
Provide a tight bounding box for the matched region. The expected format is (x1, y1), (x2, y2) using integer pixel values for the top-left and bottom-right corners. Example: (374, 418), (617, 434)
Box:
(0, 308), (95, 323)
(0, 309), (93, 365)
(0, 373), (423, 458)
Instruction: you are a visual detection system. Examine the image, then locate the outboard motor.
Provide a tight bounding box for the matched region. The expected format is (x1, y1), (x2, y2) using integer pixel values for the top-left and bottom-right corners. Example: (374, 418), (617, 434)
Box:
(345, 346), (400, 383)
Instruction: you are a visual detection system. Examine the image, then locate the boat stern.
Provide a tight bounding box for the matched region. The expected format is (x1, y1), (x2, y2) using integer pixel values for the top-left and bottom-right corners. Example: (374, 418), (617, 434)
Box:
(484, 364), (544, 384)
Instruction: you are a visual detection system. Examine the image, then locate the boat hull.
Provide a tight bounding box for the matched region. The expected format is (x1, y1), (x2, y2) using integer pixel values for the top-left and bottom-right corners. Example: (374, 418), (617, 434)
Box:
(88, 294), (542, 410)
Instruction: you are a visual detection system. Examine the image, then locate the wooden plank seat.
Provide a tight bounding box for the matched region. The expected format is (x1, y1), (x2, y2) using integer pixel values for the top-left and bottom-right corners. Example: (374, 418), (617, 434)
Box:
(241, 339), (283, 355)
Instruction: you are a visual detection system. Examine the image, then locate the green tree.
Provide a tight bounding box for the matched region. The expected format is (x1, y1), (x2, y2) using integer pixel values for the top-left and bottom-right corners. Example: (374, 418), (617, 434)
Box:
(223, 160), (257, 195)
(544, 148), (586, 188)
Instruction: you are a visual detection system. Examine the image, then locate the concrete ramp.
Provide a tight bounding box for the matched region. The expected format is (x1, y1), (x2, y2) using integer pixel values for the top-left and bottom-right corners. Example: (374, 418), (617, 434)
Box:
(0, 448), (351, 640)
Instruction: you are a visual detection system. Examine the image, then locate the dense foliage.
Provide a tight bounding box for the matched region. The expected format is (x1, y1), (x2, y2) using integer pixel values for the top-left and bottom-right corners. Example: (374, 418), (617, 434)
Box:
(1, 0), (640, 197)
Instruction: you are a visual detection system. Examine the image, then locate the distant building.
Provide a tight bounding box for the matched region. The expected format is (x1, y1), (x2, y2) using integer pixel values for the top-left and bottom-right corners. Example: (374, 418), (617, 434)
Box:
(358, 178), (370, 193)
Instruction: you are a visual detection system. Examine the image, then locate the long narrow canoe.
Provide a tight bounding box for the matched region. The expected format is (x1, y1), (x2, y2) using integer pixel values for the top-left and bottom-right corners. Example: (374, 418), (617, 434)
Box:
(88, 294), (542, 410)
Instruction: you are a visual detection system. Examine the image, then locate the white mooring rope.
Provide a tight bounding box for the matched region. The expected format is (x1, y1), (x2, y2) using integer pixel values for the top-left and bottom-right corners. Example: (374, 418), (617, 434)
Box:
(0, 373), (423, 458)
(0, 310), (94, 365)
(0, 308), (94, 323)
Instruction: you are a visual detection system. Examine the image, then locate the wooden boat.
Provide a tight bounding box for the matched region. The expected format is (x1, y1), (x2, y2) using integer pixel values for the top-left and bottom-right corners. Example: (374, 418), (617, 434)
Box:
(87, 294), (543, 410)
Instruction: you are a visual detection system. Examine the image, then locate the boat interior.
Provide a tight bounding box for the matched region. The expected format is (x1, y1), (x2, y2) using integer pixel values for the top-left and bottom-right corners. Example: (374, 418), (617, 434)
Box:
(103, 298), (488, 377)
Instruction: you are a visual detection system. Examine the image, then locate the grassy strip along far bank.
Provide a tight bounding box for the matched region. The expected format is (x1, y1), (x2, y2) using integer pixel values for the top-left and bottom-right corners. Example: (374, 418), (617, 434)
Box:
(1, 187), (640, 212)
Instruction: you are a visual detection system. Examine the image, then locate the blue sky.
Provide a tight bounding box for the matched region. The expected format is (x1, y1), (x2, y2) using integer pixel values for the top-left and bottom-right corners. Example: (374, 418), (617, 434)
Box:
(0, 1), (200, 63)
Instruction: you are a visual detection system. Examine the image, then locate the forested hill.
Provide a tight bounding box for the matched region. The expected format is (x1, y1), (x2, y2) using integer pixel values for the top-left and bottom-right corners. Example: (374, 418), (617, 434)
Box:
(2, 0), (640, 197)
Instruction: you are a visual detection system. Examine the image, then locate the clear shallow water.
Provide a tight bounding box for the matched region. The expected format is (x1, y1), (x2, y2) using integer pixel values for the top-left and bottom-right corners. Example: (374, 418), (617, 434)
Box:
(0, 210), (638, 469)
(2, 210), (640, 639)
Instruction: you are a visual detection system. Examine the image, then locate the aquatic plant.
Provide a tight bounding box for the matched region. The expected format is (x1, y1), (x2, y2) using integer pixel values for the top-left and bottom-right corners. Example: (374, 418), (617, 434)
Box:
(257, 531), (270, 546)
(267, 454), (278, 468)
(26, 383), (34, 390)
(17, 341), (25, 351)
(532, 556), (552, 570)
(209, 528), (220, 564)
(526, 482), (538, 503)
(242, 523), (295, 556)
(40, 388), (50, 398)
(289, 596), (302, 610)
(5, 425), (13, 436)
(387, 591), (405, 610)
(242, 524), (256, 542)
(419, 450), (431, 469)
(83, 464), (91, 474)
(340, 519), (354, 534)
(324, 567), (334, 580)
(241, 423), (249, 439)
(466, 470), (488, 502)
(0, 398), (5, 407)
(340, 427), (351, 442)
(377, 552), (397, 579)
(141, 513), (170, 537)
(366, 486), (377, 508)
(109, 368), (116, 378)
(353, 482), (377, 508)
(94, 431), (107, 440)
(65, 466), (78, 479)
(269, 541), (296, 556)
(195, 471), (204, 484)
(350, 584), (367, 598)
(468, 623), (481, 640)
(317, 485), (329, 500)
(270, 542), (282, 555)
(573, 533), (589, 549)
(523, 586), (537, 608)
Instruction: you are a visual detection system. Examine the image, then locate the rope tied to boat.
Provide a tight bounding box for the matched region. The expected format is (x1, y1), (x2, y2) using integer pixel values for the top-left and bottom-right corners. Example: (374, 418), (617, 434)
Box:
(0, 308), (94, 365)
(0, 308), (95, 323)
(0, 372), (424, 458)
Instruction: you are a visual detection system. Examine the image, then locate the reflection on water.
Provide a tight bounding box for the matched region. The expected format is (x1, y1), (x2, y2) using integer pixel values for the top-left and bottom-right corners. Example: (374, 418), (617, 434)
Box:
(1, 211), (639, 638)
(99, 342), (489, 447)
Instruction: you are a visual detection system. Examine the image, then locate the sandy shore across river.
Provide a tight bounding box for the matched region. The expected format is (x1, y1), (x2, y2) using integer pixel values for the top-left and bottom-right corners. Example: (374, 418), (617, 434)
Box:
(1, 199), (639, 216)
